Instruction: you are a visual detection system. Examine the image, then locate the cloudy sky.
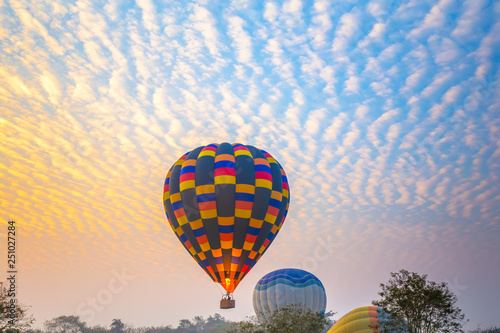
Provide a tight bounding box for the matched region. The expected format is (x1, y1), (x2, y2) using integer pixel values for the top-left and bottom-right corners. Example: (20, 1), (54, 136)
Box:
(1, 0), (499, 330)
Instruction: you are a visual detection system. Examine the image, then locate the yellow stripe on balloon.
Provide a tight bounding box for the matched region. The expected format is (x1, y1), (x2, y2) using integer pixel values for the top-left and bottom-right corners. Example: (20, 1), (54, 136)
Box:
(190, 219), (204, 230)
(177, 215), (188, 226)
(215, 175), (235, 184)
(218, 217), (234, 226)
(200, 242), (211, 252)
(243, 241), (253, 251)
(235, 209), (252, 218)
(234, 149), (252, 157)
(198, 149), (216, 158)
(255, 179), (272, 189)
(170, 192), (182, 203)
(236, 183), (255, 193)
(266, 156), (277, 164)
(174, 227), (184, 237)
(200, 209), (217, 219)
(221, 240), (232, 249)
(249, 218), (264, 228)
(196, 184), (215, 194)
(180, 180), (195, 191)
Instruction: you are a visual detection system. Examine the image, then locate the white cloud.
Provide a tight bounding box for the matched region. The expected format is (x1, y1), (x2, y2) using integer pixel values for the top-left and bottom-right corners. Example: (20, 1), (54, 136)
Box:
(227, 16), (253, 64)
(430, 37), (462, 67)
(355, 105), (369, 119)
(304, 108), (327, 135)
(420, 71), (453, 97)
(344, 76), (360, 93)
(386, 123), (401, 144)
(367, 108), (400, 147)
(264, 2), (279, 23)
(366, 0), (391, 19)
(0, 67), (32, 97)
(332, 9), (361, 53)
(76, 0), (126, 67)
(283, 0), (303, 14)
(408, 0), (456, 38)
(10, 4), (65, 56)
(40, 71), (62, 105)
(190, 5), (220, 56)
(308, 9), (333, 48)
(452, 0), (488, 39)
(265, 38), (294, 79)
(136, 0), (160, 38)
(395, 185), (411, 204)
(319, 65), (336, 94)
(342, 126), (361, 147)
(323, 113), (348, 142)
(370, 78), (393, 96)
(83, 40), (109, 69)
(368, 22), (386, 40)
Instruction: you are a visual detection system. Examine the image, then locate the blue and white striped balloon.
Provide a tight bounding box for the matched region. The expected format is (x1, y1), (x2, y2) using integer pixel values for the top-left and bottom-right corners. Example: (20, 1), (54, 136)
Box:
(252, 268), (327, 319)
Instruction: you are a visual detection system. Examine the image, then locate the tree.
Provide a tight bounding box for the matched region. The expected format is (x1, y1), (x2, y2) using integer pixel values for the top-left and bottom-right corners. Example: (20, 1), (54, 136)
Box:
(110, 319), (125, 333)
(372, 269), (467, 333)
(0, 282), (35, 332)
(44, 315), (87, 333)
(44, 316), (114, 333)
(203, 314), (230, 332)
(228, 304), (334, 333)
(85, 325), (109, 333)
(469, 327), (500, 333)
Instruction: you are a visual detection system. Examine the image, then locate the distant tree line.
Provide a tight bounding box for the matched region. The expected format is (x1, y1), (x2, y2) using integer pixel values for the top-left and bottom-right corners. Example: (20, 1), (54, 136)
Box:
(23, 314), (231, 333)
(21, 307), (332, 333)
(469, 328), (500, 333)
(20, 312), (500, 333)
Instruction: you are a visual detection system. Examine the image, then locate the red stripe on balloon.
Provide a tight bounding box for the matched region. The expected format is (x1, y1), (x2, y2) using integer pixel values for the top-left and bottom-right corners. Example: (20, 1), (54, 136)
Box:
(214, 167), (236, 176)
(255, 171), (272, 181)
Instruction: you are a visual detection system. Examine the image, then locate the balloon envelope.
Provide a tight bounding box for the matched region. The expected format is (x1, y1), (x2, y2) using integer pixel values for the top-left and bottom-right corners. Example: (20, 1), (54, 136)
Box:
(328, 306), (393, 333)
(253, 268), (326, 320)
(163, 143), (290, 293)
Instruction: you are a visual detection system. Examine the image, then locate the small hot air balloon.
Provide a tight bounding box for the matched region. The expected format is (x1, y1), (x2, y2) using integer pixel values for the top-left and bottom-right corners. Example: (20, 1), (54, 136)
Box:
(163, 143), (290, 308)
(253, 268), (326, 320)
(327, 306), (397, 333)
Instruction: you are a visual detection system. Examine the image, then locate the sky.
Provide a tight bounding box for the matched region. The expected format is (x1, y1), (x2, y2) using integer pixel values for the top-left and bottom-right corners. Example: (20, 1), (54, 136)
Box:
(0, 0), (499, 330)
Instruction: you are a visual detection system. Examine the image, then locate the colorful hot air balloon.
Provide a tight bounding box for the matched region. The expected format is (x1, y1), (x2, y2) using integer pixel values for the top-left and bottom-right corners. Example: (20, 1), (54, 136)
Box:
(328, 306), (395, 333)
(163, 143), (290, 308)
(253, 268), (326, 320)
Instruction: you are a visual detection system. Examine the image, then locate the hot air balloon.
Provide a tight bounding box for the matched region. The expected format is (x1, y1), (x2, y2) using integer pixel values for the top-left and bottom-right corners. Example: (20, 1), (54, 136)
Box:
(252, 268), (326, 320)
(327, 306), (398, 333)
(163, 143), (290, 308)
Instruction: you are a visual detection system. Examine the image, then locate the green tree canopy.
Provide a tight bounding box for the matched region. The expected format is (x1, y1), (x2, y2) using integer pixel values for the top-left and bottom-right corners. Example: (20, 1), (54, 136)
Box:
(372, 269), (467, 333)
(469, 327), (500, 333)
(110, 319), (125, 333)
(0, 282), (35, 332)
(229, 304), (334, 333)
(44, 315), (86, 333)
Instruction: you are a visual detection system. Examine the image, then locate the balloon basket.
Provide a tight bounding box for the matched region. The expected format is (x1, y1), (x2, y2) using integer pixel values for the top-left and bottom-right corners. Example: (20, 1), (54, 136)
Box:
(220, 293), (235, 309)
